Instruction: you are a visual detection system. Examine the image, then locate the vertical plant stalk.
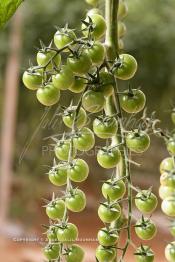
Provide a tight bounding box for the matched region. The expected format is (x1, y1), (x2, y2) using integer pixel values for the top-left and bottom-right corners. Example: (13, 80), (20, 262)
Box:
(105, 0), (132, 260)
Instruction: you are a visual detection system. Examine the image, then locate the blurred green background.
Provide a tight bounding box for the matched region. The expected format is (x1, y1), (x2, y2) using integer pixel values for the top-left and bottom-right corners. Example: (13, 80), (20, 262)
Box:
(0, 0), (175, 226)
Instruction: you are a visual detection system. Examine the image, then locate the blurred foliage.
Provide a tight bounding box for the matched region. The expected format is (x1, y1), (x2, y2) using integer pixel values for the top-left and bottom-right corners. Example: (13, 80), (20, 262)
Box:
(0, 0), (175, 222)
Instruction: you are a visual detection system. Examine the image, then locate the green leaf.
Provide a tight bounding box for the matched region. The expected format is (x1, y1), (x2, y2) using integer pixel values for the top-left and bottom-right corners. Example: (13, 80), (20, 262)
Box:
(0, 0), (24, 29)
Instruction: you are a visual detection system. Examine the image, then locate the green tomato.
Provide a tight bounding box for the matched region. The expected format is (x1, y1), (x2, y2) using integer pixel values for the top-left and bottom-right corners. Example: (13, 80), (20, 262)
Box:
(82, 90), (105, 113)
(23, 70), (42, 90)
(135, 190), (158, 214)
(93, 116), (118, 139)
(49, 164), (67, 186)
(165, 242), (175, 262)
(69, 76), (87, 93)
(96, 245), (116, 262)
(162, 197), (175, 217)
(159, 185), (175, 200)
(135, 218), (157, 240)
(67, 52), (92, 76)
(118, 0), (128, 19)
(98, 202), (121, 223)
(160, 157), (175, 174)
(171, 111), (175, 125)
(85, 42), (105, 66)
(57, 223), (78, 244)
(73, 127), (95, 152)
(68, 158), (89, 183)
(52, 65), (75, 90)
(134, 245), (154, 262)
(43, 244), (60, 260)
(37, 50), (61, 70)
(87, 8), (102, 16)
(167, 138), (175, 155)
(118, 21), (127, 38)
(46, 199), (65, 220)
(82, 14), (106, 40)
(47, 226), (58, 242)
(97, 227), (119, 247)
(63, 106), (87, 128)
(65, 244), (85, 262)
(36, 84), (60, 106)
(102, 179), (126, 201)
(85, 0), (98, 6)
(120, 89), (146, 114)
(55, 139), (77, 161)
(126, 131), (150, 153)
(97, 146), (121, 169)
(99, 71), (114, 97)
(160, 172), (175, 187)
(54, 29), (76, 52)
(113, 53), (138, 80)
(65, 189), (86, 212)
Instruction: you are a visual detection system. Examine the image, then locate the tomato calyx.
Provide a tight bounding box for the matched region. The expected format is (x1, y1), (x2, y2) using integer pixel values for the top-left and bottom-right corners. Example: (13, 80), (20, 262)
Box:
(134, 245), (154, 257)
(134, 216), (152, 229)
(81, 16), (95, 36)
(135, 189), (153, 202)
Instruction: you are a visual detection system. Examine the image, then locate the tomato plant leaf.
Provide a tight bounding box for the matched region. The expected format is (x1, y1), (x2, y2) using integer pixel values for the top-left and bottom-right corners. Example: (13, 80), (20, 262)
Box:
(0, 0), (24, 29)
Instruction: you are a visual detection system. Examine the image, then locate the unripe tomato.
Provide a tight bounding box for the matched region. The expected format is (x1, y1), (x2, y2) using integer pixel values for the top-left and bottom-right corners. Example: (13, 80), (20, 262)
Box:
(118, 21), (127, 38)
(73, 127), (95, 151)
(97, 146), (121, 169)
(167, 138), (175, 155)
(46, 226), (58, 242)
(55, 139), (77, 161)
(46, 199), (65, 220)
(171, 111), (175, 125)
(97, 227), (119, 247)
(126, 131), (150, 153)
(67, 52), (92, 76)
(118, 0), (128, 19)
(52, 65), (75, 90)
(159, 185), (175, 200)
(96, 245), (116, 262)
(86, 0), (98, 6)
(37, 50), (61, 70)
(65, 244), (85, 262)
(57, 223), (78, 243)
(98, 202), (121, 223)
(65, 189), (86, 212)
(87, 8), (101, 16)
(113, 53), (137, 80)
(69, 76), (87, 93)
(134, 245), (154, 262)
(62, 106), (87, 128)
(54, 29), (76, 52)
(82, 90), (105, 113)
(85, 42), (105, 66)
(102, 179), (126, 201)
(49, 164), (67, 186)
(36, 84), (60, 106)
(93, 116), (118, 139)
(162, 197), (175, 217)
(82, 14), (107, 40)
(160, 172), (175, 187)
(165, 242), (175, 262)
(160, 157), (175, 174)
(23, 70), (42, 90)
(68, 158), (89, 182)
(43, 244), (60, 260)
(120, 89), (146, 114)
(135, 218), (157, 240)
(99, 71), (114, 97)
(135, 190), (158, 214)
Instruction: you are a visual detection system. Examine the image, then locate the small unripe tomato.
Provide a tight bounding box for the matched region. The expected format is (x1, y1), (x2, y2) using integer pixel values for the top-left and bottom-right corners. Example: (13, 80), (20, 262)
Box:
(99, 71), (114, 97)
(73, 127), (95, 152)
(118, 0), (128, 19)
(62, 106), (87, 128)
(165, 242), (175, 262)
(97, 146), (121, 169)
(102, 179), (126, 201)
(167, 137), (175, 155)
(160, 172), (175, 187)
(98, 202), (121, 223)
(57, 223), (78, 243)
(118, 21), (127, 38)
(54, 29), (76, 52)
(96, 245), (116, 262)
(160, 157), (175, 174)
(69, 76), (87, 93)
(67, 158), (89, 183)
(65, 244), (85, 262)
(43, 244), (60, 260)
(126, 131), (150, 153)
(55, 139), (77, 161)
(97, 227), (119, 247)
(36, 84), (60, 106)
(65, 189), (86, 212)
(67, 52), (92, 76)
(52, 65), (75, 90)
(46, 226), (58, 242)
(23, 70), (42, 90)
(120, 89), (146, 114)
(37, 50), (61, 70)
(87, 8), (101, 16)
(93, 116), (118, 139)
(162, 197), (175, 217)
(82, 90), (105, 113)
(46, 199), (65, 220)
(49, 164), (67, 186)
(134, 245), (154, 262)
(85, 42), (105, 66)
(113, 53), (138, 80)
(159, 185), (175, 200)
(135, 190), (158, 214)
(135, 218), (157, 240)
